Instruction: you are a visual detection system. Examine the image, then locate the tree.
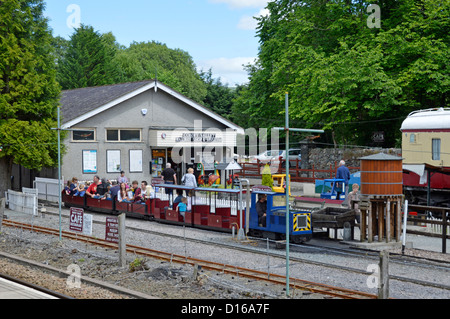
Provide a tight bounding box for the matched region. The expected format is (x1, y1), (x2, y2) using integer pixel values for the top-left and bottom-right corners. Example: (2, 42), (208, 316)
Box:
(235, 0), (449, 147)
(200, 69), (236, 119)
(0, 0), (60, 196)
(115, 41), (207, 103)
(56, 24), (121, 90)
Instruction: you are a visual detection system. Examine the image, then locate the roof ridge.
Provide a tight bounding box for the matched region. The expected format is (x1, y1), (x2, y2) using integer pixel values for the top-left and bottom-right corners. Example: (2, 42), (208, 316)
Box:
(61, 79), (154, 92)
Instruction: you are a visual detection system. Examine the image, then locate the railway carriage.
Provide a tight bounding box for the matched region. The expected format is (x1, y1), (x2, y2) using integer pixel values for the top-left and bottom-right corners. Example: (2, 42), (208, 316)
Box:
(401, 108), (450, 207)
(151, 185), (244, 232)
(62, 184), (312, 243)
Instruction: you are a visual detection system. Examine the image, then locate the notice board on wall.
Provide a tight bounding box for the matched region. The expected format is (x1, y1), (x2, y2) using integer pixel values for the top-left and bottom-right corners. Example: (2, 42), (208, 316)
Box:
(107, 150), (121, 173)
(129, 149), (143, 172)
(82, 150), (97, 174)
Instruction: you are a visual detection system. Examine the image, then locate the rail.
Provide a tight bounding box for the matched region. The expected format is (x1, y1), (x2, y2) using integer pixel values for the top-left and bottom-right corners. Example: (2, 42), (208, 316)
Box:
(407, 204), (449, 254)
(2, 219), (376, 299)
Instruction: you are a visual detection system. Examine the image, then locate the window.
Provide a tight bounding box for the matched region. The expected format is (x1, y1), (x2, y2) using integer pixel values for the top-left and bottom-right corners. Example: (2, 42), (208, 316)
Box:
(106, 129), (141, 142)
(432, 138), (441, 161)
(409, 133), (416, 143)
(72, 129), (95, 141)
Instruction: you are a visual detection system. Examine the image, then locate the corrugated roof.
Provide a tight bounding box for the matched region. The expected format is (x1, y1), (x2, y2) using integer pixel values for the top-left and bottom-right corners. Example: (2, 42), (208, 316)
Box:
(359, 153), (403, 161)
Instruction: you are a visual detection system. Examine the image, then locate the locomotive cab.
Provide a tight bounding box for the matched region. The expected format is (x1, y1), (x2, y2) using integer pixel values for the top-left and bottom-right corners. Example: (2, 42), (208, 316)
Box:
(248, 190), (312, 243)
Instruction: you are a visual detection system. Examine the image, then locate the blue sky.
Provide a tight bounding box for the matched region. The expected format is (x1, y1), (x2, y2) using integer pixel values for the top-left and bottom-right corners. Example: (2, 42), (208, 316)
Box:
(44, 0), (270, 86)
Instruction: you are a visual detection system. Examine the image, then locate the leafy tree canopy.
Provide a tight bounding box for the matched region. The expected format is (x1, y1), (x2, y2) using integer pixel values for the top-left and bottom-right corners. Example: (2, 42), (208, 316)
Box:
(0, 0), (60, 194)
(234, 0), (449, 147)
(114, 40), (207, 104)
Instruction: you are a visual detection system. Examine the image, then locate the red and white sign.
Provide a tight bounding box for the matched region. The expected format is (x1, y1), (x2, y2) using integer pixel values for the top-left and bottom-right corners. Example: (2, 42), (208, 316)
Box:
(105, 217), (119, 243)
(70, 207), (84, 232)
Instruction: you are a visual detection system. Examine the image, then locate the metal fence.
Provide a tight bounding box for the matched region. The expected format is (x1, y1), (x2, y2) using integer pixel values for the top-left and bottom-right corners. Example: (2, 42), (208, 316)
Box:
(240, 160), (359, 183)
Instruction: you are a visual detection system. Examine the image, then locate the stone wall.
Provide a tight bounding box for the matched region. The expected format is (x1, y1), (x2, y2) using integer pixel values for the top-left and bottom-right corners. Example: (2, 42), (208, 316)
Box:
(307, 147), (401, 177)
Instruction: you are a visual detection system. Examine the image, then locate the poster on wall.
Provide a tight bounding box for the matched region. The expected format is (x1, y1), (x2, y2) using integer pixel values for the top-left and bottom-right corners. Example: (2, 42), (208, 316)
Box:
(82, 150), (97, 173)
(107, 150), (121, 173)
(129, 149), (143, 172)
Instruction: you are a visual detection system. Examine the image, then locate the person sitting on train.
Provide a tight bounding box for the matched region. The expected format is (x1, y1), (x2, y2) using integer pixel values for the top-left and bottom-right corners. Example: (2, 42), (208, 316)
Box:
(145, 184), (155, 199)
(102, 184), (113, 200)
(256, 194), (267, 227)
(174, 189), (183, 204)
(86, 175), (101, 198)
(128, 180), (139, 200)
(109, 181), (120, 200)
(117, 182), (132, 203)
(117, 170), (129, 185)
(73, 181), (86, 197)
(186, 190), (196, 212)
(69, 177), (79, 195)
(176, 197), (187, 221)
(64, 180), (73, 195)
(95, 178), (109, 199)
(134, 181), (148, 203)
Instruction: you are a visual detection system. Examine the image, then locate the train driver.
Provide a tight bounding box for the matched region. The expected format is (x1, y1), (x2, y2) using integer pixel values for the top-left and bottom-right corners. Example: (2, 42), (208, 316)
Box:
(256, 194), (267, 227)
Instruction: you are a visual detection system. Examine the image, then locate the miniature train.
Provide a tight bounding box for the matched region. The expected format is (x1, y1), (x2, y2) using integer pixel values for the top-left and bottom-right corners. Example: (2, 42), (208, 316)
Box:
(62, 184), (313, 243)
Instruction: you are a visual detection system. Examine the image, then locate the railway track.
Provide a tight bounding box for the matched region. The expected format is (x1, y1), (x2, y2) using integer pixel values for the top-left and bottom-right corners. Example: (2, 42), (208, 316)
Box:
(2, 219), (377, 299)
(19, 210), (450, 292)
(0, 272), (73, 299)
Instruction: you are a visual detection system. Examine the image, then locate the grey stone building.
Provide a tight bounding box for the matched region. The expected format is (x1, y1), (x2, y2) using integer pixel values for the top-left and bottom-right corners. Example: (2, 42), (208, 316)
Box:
(60, 80), (244, 183)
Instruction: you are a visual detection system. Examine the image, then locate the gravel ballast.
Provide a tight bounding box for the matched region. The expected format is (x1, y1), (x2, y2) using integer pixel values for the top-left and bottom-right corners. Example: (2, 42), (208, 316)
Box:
(0, 205), (449, 299)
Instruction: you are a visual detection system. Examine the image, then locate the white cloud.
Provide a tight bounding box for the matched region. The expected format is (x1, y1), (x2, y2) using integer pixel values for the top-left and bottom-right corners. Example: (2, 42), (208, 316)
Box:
(198, 57), (257, 85)
(209, 0), (270, 9)
(237, 8), (270, 30)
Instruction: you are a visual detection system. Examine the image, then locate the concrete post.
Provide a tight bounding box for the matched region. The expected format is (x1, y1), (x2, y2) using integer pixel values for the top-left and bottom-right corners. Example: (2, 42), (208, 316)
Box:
(0, 198), (5, 232)
(378, 250), (389, 299)
(118, 213), (126, 268)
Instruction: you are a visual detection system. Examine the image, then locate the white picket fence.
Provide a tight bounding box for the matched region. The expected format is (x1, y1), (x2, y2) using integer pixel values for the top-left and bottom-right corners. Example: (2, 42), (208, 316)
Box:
(33, 177), (64, 202)
(5, 188), (38, 216)
(426, 214), (450, 235)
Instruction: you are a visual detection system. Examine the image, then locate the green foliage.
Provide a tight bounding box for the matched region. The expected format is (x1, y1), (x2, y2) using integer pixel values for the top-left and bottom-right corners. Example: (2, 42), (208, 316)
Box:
(115, 41), (207, 104)
(0, 0), (60, 194)
(129, 257), (147, 272)
(235, 0), (450, 147)
(200, 69), (237, 119)
(56, 25), (121, 90)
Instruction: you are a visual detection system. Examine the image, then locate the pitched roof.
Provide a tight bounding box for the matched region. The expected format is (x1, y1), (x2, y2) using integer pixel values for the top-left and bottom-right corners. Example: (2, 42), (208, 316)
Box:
(60, 80), (244, 134)
(60, 80), (152, 124)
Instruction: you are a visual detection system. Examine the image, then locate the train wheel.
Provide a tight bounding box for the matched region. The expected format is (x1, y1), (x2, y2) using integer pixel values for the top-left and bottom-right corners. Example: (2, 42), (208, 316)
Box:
(291, 235), (304, 244)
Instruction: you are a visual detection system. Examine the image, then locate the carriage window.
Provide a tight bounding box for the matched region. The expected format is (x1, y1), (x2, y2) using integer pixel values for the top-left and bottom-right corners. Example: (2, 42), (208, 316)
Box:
(272, 195), (286, 207)
(409, 133), (416, 143)
(432, 138), (441, 160)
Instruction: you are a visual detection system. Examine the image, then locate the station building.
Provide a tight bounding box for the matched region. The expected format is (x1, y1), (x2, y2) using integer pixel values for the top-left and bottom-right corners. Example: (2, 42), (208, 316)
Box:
(59, 80), (244, 183)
